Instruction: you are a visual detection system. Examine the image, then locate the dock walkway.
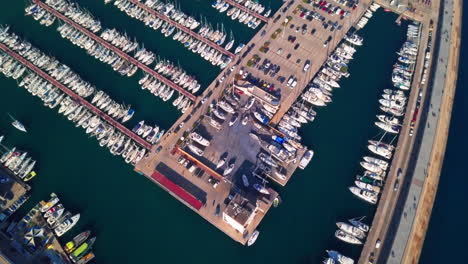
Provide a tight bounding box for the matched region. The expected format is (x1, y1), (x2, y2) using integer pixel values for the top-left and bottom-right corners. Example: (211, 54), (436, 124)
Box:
(128, 0), (235, 59)
(34, 0), (197, 102)
(0, 43), (151, 150)
(224, 0), (269, 23)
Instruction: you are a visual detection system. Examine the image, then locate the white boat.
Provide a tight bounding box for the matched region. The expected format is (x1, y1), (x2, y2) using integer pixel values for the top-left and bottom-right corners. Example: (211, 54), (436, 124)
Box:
(242, 174), (249, 187)
(336, 222), (366, 239)
(360, 161), (383, 173)
(229, 113), (239, 126)
(375, 122), (400, 134)
(247, 230), (259, 246)
(299, 150), (314, 169)
(54, 213), (80, 237)
(355, 180), (381, 193)
(223, 163), (234, 176)
(9, 114), (27, 132)
(335, 229), (362, 245)
(190, 132), (210, 147)
(216, 157), (226, 169)
(234, 43), (245, 54)
(40, 194), (59, 213)
(258, 153), (278, 168)
(367, 143), (393, 159)
(349, 186), (378, 204)
(188, 144), (204, 156)
(376, 114), (399, 125)
(348, 217), (370, 233)
(253, 183), (270, 195)
(326, 250), (354, 264)
(363, 156), (388, 170)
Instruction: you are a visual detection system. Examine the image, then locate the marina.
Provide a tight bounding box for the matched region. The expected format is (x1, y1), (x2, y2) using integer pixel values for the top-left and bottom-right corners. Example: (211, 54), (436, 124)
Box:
(0, 38), (152, 151)
(0, 0), (459, 263)
(30, 0), (197, 103)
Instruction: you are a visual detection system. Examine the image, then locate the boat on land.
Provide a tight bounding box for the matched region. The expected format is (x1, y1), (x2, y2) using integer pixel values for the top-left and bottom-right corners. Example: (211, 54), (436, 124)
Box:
(242, 174), (249, 187)
(253, 183), (270, 195)
(216, 157), (226, 169)
(223, 163), (235, 176)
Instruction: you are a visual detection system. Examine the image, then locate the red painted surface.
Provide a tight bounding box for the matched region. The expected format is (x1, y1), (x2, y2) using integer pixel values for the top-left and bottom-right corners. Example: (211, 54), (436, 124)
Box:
(151, 171), (203, 210)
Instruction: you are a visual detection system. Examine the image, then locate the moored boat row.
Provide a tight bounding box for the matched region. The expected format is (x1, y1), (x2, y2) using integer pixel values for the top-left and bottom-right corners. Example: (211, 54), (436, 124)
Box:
(105, 0), (233, 69)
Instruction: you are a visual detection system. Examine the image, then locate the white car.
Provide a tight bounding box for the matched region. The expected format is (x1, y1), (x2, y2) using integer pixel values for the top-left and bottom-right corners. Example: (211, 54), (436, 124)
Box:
(286, 77), (294, 87)
(230, 65), (236, 72)
(218, 76), (226, 83)
(291, 79), (298, 88)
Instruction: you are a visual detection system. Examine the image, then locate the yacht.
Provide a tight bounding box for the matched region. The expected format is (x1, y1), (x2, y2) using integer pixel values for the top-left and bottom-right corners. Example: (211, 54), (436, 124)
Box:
(336, 222), (366, 239)
(234, 43), (245, 54)
(363, 156), (388, 170)
(355, 180), (381, 193)
(223, 163), (234, 176)
(349, 217), (370, 233)
(190, 132), (210, 147)
(55, 213), (80, 237)
(326, 250), (354, 264)
(247, 230), (259, 246)
(349, 186), (378, 204)
(188, 144), (204, 156)
(375, 121), (400, 134)
(253, 183), (270, 195)
(299, 150), (314, 169)
(335, 229), (362, 245)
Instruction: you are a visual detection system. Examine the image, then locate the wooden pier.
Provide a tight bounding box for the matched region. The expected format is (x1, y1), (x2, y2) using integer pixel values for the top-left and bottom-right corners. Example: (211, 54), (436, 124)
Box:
(128, 0), (236, 59)
(0, 43), (152, 150)
(34, 0), (197, 102)
(224, 0), (269, 23)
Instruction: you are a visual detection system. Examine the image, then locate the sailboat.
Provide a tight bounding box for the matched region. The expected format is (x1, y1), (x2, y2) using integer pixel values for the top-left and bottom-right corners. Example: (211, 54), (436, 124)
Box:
(224, 31), (235, 51)
(9, 114), (27, 132)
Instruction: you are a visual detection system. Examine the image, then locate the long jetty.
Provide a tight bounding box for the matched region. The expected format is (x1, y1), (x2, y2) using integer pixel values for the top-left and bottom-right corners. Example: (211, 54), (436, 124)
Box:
(224, 0), (269, 23)
(34, 0), (197, 102)
(0, 42), (152, 150)
(127, 0), (236, 59)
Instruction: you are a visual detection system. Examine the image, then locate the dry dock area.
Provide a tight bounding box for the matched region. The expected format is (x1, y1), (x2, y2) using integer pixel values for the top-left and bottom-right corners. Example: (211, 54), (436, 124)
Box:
(135, 0), (373, 244)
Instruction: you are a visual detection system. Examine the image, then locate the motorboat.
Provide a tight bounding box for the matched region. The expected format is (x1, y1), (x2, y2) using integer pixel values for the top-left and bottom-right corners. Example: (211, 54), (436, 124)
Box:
(253, 183), (270, 195)
(223, 163), (234, 176)
(349, 186), (378, 204)
(335, 229), (362, 245)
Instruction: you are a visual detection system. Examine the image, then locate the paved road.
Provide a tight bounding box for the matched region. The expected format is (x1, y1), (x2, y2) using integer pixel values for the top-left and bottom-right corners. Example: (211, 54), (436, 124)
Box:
(358, 0), (457, 263)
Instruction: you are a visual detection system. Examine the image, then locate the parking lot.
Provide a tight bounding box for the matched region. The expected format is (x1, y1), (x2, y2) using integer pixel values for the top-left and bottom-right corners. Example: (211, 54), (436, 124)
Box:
(234, 0), (369, 124)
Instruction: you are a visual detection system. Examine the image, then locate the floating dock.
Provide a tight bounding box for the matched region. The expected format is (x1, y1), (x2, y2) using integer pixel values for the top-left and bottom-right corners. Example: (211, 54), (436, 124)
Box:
(0, 42), (151, 150)
(127, 0), (236, 59)
(224, 0), (270, 23)
(33, 0), (197, 102)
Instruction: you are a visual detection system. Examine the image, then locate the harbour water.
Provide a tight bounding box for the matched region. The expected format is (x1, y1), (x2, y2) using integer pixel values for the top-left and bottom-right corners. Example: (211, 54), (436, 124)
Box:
(0, 1), (410, 263)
